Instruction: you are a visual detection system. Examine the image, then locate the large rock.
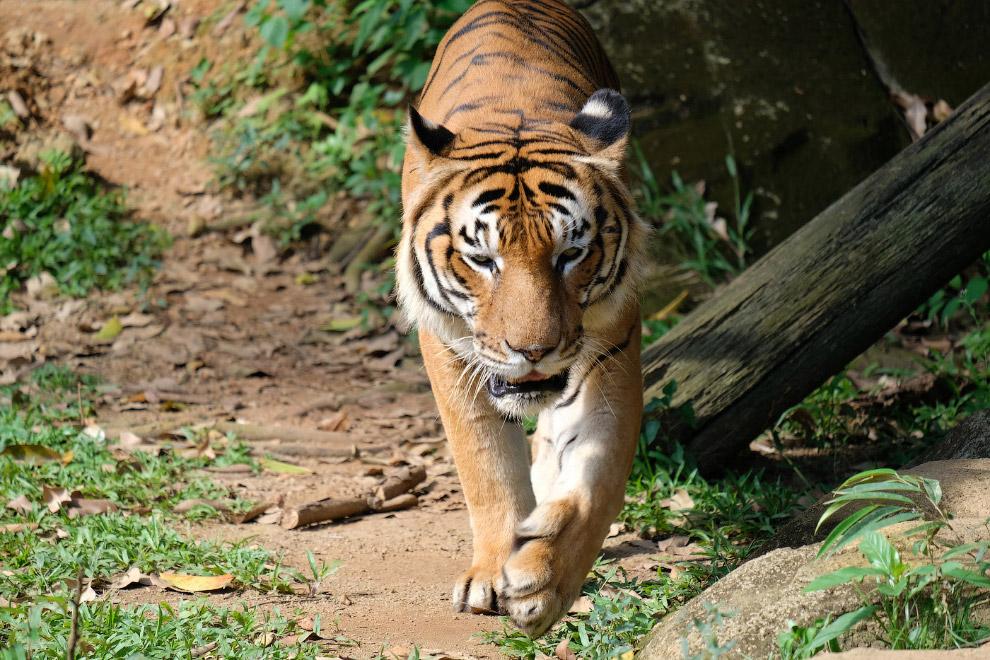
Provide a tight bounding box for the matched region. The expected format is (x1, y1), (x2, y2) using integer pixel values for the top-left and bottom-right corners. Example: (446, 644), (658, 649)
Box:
(906, 410), (990, 467)
(638, 459), (990, 659)
(829, 649), (990, 659)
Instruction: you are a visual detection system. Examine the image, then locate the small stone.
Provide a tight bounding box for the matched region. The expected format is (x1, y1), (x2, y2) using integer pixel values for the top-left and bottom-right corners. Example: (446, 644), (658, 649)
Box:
(61, 114), (91, 142)
(6, 90), (29, 118)
(158, 17), (176, 39)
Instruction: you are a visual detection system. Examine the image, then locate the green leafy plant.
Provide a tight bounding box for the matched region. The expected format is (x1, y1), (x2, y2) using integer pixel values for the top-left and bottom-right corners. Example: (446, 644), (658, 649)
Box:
(802, 469), (990, 650)
(633, 143), (754, 288)
(775, 609), (876, 659)
(198, 0), (470, 248)
(0, 151), (168, 314)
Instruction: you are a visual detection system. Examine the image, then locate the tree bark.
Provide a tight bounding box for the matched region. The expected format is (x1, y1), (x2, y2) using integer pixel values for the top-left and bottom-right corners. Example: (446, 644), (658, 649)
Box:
(642, 81), (990, 474)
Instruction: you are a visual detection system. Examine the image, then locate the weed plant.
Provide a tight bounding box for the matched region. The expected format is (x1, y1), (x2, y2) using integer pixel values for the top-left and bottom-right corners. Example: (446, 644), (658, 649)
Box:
(633, 144), (754, 289)
(195, 0), (470, 243)
(0, 151), (168, 314)
(800, 469), (990, 650)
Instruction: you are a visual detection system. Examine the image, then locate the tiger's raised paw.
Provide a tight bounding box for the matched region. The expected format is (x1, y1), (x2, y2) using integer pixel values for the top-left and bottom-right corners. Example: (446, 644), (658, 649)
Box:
(452, 564), (502, 615)
(496, 534), (581, 638)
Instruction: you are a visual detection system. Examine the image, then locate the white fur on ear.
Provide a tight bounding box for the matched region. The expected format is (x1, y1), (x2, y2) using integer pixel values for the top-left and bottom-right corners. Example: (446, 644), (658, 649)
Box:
(570, 89), (630, 147)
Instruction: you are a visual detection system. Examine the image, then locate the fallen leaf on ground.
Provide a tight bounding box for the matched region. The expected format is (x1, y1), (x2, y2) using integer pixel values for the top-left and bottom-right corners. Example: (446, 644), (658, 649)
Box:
(120, 312), (155, 328)
(190, 642), (218, 658)
(0, 522), (39, 533)
(260, 458), (311, 475)
(1, 444), (61, 463)
(43, 485), (72, 513)
(111, 566), (168, 590)
(569, 595), (593, 614)
(555, 639), (577, 660)
(173, 498), (231, 514)
(95, 316), (123, 340)
(118, 112), (149, 135)
(230, 501), (275, 524)
(159, 572), (234, 592)
(6, 494), (33, 515)
(67, 497), (118, 518)
(657, 535), (691, 552)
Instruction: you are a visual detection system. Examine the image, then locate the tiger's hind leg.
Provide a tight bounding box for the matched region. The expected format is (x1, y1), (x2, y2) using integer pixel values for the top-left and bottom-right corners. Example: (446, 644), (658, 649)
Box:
(419, 330), (537, 615)
(497, 316), (642, 637)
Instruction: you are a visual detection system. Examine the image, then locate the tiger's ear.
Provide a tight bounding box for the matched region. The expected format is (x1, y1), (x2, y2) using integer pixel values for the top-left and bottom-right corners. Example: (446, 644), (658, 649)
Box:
(407, 105), (456, 161)
(570, 89), (630, 164)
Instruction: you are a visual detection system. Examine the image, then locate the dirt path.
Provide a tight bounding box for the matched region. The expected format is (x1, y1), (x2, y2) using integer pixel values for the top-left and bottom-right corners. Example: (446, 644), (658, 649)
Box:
(1, 1), (660, 656)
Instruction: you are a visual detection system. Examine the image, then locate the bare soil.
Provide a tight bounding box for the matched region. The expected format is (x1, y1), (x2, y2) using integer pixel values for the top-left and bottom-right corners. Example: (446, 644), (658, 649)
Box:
(0, 1), (660, 656)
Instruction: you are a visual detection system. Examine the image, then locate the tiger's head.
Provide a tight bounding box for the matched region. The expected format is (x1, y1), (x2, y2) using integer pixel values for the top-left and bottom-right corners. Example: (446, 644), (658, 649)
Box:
(397, 89), (646, 418)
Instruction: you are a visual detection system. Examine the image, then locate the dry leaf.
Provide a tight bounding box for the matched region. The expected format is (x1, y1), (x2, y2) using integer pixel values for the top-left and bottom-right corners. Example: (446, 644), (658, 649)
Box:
(317, 411), (349, 432)
(1, 444), (61, 463)
(43, 485), (71, 513)
(555, 639), (577, 660)
(173, 498), (231, 514)
(6, 494), (33, 515)
(230, 501), (274, 524)
(606, 522), (623, 538)
(0, 522), (39, 533)
(119, 312), (155, 328)
(569, 595), (593, 614)
(67, 496), (118, 518)
(159, 572), (234, 592)
(111, 566), (145, 589)
(190, 642), (218, 658)
(201, 288), (247, 307)
(118, 113), (149, 136)
(657, 535), (691, 552)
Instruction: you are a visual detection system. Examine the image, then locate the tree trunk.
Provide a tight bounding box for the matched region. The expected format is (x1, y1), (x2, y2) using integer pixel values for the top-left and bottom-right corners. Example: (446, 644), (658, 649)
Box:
(641, 81), (990, 474)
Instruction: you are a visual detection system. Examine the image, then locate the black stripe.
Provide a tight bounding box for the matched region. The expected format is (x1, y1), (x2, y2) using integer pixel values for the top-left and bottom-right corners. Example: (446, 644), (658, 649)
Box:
(538, 181), (576, 201)
(473, 188), (506, 207)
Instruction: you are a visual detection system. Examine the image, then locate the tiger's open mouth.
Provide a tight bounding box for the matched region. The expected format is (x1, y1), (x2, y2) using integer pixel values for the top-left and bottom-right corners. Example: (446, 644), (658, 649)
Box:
(487, 370), (569, 399)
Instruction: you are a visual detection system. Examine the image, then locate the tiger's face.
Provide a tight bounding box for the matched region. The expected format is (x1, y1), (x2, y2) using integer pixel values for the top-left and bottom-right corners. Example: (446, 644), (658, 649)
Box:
(398, 91), (644, 418)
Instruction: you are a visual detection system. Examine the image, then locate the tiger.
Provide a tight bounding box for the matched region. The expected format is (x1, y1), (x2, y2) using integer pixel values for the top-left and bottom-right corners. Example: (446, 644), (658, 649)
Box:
(395, 0), (646, 637)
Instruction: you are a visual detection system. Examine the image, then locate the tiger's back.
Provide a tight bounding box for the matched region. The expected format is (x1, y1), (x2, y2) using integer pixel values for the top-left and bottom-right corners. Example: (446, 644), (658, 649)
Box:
(396, 0), (645, 638)
(419, 0), (619, 130)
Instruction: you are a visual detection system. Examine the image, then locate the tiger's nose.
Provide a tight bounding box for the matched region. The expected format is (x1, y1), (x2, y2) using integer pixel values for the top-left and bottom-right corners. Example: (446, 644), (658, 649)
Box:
(507, 341), (556, 363)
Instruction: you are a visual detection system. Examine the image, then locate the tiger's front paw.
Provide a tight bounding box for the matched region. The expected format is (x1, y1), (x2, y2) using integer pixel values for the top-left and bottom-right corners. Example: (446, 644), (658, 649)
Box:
(452, 563), (503, 615)
(497, 537), (573, 637)
(496, 501), (591, 637)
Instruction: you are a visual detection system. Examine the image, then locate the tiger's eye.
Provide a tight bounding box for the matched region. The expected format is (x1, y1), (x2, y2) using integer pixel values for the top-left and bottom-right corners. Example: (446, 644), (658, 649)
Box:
(467, 254), (496, 270)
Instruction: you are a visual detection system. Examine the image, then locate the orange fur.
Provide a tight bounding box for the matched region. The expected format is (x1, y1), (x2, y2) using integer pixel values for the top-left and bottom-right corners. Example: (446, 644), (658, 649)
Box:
(396, 0), (645, 636)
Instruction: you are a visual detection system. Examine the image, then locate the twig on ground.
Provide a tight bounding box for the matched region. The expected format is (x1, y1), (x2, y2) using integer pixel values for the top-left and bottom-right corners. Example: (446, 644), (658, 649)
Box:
(280, 465), (426, 529)
(66, 566), (84, 660)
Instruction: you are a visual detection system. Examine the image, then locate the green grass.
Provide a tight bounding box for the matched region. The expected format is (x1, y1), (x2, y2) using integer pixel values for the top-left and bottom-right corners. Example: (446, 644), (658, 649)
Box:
(0, 366), (342, 657)
(0, 151), (169, 314)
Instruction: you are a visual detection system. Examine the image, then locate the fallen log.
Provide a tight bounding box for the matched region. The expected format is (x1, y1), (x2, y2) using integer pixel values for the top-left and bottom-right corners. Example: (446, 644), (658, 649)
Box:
(642, 81), (990, 474)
